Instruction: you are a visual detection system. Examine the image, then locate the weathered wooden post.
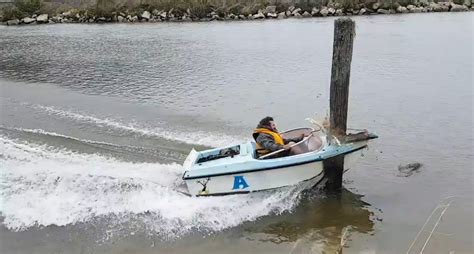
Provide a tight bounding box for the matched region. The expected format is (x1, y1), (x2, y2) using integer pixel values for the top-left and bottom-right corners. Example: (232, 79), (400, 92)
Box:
(323, 18), (356, 191)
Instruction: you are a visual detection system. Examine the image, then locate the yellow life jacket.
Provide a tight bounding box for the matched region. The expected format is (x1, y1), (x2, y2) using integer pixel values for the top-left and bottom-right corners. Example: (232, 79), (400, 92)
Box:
(252, 128), (284, 156)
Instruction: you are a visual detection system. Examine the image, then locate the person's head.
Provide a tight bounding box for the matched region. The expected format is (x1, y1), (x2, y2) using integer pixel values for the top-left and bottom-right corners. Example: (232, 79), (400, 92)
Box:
(258, 116), (277, 132)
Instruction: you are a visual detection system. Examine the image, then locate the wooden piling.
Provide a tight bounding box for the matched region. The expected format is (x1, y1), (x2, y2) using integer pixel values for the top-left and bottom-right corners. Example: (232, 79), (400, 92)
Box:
(324, 18), (356, 191)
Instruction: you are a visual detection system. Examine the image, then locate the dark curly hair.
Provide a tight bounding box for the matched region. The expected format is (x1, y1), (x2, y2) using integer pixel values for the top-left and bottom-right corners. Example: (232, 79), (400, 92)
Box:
(258, 116), (274, 128)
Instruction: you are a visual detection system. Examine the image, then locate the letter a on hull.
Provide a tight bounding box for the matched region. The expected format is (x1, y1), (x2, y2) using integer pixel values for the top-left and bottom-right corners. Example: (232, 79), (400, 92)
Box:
(232, 176), (249, 190)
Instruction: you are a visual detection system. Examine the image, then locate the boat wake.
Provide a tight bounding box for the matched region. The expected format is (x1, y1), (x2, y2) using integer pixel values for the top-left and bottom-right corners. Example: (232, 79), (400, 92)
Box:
(32, 104), (246, 148)
(0, 135), (307, 240)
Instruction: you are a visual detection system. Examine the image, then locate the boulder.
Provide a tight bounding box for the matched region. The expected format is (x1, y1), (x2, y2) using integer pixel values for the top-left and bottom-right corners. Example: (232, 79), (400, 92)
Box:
(320, 7), (329, 16)
(141, 11), (151, 20)
(152, 9), (161, 16)
(129, 15), (138, 22)
(406, 5), (415, 10)
(294, 12), (303, 18)
(396, 6), (409, 13)
(285, 11), (292, 16)
(266, 12), (278, 18)
(288, 6), (296, 12)
(429, 2), (443, 12)
(253, 11), (265, 19)
(450, 3), (469, 11)
(411, 7), (423, 13)
(239, 14), (246, 19)
(22, 17), (36, 24)
(311, 7), (320, 16)
(377, 8), (390, 14)
(335, 9), (344, 15)
(359, 8), (367, 15)
(97, 17), (106, 22)
(291, 8), (302, 15)
(117, 15), (124, 22)
(160, 12), (167, 19)
(277, 12), (286, 19)
(265, 5), (277, 14)
(302, 11), (312, 17)
(62, 11), (73, 18)
(36, 14), (48, 23)
(352, 9), (359, 15)
(372, 2), (381, 10)
(6, 19), (20, 25)
(328, 7), (336, 15)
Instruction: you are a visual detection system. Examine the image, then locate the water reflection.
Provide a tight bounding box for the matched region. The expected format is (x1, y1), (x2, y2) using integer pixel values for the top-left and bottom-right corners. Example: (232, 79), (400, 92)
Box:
(244, 188), (376, 253)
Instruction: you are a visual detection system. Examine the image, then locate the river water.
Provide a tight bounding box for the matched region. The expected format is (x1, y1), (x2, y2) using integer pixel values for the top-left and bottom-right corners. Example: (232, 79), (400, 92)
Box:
(0, 12), (472, 253)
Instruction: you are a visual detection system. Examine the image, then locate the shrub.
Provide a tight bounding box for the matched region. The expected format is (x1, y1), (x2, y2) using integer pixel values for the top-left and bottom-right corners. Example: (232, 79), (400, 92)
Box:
(1, 6), (23, 21)
(14, 0), (43, 15)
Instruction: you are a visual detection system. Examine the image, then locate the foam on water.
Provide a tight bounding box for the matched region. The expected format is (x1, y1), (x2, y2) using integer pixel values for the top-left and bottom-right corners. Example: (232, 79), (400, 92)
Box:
(33, 104), (247, 147)
(0, 135), (304, 239)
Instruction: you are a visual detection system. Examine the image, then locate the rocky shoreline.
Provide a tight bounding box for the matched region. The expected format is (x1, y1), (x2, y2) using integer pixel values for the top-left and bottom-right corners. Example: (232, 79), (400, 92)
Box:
(3, 1), (472, 26)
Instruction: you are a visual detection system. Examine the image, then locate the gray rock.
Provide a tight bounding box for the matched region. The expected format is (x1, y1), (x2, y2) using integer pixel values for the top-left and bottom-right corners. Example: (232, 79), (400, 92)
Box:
(266, 12), (278, 18)
(51, 16), (61, 23)
(265, 5), (277, 14)
(130, 15), (138, 22)
(141, 11), (151, 20)
(160, 12), (167, 19)
(372, 2), (381, 10)
(429, 2), (442, 12)
(277, 12), (286, 19)
(97, 17), (106, 22)
(328, 7), (336, 15)
(335, 9), (344, 16)
(450, 3), (469, 11)
(36, 14), (48, 23)
(398, 162), (423, 177)
(239, 14), (246, 19)
(288, 6), (295, 12)
(62, 11), (73, 18)
(352, 9), (359, 15)
(6, 19), (19, 25)
(22, 17), (36, 24)
(406, 4), (415, 10)
(311, 7), (320, 16)
(253, 11), (265, 19)
(117, 15), (124, 22)
(302, 11), (312, 17)
(397, 6), (408, 13)
(152, 9), (160, 16)
(410, 7), (423, 13)
(320, 7), (329, 16)
(294, 12), (303, 18)
(291, 8), (302, 16)
(377, 8), (390, 14)
(359, 8), (367, 15)
(285, 11), (292, 16)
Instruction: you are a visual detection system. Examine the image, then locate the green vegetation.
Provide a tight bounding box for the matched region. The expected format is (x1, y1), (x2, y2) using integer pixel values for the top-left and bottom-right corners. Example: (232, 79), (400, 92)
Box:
(1, 0), (471, 23)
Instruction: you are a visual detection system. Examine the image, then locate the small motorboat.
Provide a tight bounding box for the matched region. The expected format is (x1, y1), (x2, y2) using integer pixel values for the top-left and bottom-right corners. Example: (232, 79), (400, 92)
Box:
(182, 127), (377, 196)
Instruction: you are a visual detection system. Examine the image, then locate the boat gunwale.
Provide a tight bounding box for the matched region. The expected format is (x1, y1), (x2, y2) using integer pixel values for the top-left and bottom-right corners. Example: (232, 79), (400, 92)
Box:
(182, 145), (367, 180)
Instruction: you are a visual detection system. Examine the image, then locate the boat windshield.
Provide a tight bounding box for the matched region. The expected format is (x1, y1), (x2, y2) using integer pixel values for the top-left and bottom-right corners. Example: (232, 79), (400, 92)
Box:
(196, 145), (240, 164)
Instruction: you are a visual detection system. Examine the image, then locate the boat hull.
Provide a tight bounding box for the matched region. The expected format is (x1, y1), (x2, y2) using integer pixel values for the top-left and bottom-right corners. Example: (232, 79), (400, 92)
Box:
(185, 159), (324, 196)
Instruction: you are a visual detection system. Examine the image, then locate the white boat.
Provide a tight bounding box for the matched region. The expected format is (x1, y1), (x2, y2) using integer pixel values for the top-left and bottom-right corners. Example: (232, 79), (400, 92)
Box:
(182, 127), (377, 196)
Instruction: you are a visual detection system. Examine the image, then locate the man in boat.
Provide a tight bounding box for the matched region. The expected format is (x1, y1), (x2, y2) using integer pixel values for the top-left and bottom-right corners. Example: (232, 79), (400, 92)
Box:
(252, 116), (305, 158)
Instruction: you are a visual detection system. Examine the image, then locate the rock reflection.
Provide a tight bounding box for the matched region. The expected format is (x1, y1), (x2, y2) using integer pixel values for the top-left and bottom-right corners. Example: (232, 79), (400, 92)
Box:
(244, 188), (376, 253)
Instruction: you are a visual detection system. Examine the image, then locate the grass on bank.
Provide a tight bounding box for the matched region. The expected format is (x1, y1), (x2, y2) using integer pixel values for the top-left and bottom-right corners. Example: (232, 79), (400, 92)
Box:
(1, 0), (470, 21)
